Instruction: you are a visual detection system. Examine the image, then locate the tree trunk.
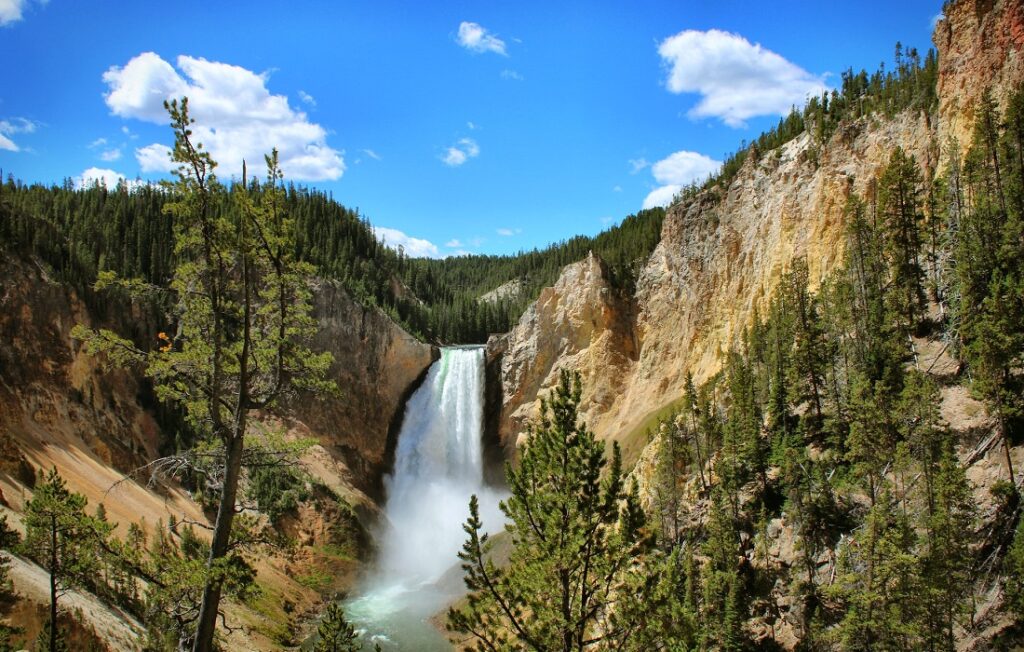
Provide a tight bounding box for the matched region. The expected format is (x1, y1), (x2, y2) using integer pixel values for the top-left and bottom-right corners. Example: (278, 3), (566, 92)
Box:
(192, 430), (246, 652)
(50, 513), (58, 652)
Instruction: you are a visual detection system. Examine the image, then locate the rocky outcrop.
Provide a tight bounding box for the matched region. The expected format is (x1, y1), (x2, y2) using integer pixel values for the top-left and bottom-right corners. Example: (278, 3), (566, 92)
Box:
(0, 254), (434, 507)
(0, 253), (435, 649)
(494, 113), (933, 462)
(935, 0), (1024, 152)
(299, 279), (435, 498)
(492, 0), (1024, 463)
(494, 252), (637, 454)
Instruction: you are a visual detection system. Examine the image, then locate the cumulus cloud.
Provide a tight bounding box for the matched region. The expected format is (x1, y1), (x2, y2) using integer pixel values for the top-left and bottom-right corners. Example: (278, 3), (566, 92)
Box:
(0, 0), (43, 26)
(496, 228), (521, 237)
(298, 90), (316, 107)
(0, 117), (37, 152)
(103, 52), (344, 180)
(373, 226), (441, 258)
(457, 21), (507, 56)
(76, 167), (144, 190)
(658, 29), (828, 127)
(501, 69), (524, 81)
(642, 150), (722, 209)
(136, 143), (174, 173)
(100, 148), (122, 162)
(442, 137), (479, 167)
(445, 238), (464, 248)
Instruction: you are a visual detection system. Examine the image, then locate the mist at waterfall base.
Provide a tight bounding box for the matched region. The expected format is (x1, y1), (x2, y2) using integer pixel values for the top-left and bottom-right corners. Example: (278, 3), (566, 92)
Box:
(344, 347), (507, 651)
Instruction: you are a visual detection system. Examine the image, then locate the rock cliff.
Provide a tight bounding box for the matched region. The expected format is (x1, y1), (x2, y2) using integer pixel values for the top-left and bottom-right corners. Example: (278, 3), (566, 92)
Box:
(491, 0), (1024, 463)
(0, 253), (434, 648)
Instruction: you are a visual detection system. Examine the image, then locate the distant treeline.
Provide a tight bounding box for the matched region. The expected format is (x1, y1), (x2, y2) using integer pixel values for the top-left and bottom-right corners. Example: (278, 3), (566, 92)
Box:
(0, 41), (937, 344)
(0, 176), (663, 343)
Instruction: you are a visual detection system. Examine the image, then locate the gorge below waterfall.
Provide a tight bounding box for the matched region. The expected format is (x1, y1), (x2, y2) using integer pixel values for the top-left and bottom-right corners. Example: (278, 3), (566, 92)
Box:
(344, 347), (507, 650)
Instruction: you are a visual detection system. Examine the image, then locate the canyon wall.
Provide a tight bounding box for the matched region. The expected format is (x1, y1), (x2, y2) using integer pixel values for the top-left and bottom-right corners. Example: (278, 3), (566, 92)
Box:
(0, 255), (434, 648)
(492, 0), (1024, 463)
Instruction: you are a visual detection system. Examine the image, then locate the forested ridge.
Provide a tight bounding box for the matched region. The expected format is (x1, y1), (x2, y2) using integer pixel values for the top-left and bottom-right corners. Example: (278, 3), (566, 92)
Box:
(0, 40), (938, 347)
(446, 79), (1024, 650)
(630, 82), (1024, 648)
(0, 176), (663, 344)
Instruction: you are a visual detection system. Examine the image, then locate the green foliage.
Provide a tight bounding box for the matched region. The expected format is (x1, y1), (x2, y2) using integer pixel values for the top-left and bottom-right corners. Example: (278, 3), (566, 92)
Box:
(878, 146), (926, 330)
(0, 169), (664, 345)
(71, 98), (333, 652)
(1006, 516), (1024, 621)
(829, 491), (922, 650)
(312, 602), (378, 652)
(22, 468), (112, 652)
(32, 620), (68, 652)
(247, 463), (309, 525)
(449, 371), (685, 651)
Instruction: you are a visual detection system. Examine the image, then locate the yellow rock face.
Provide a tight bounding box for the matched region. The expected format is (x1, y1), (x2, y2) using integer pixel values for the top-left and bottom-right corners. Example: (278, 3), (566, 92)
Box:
(494, 0), (1024, 465)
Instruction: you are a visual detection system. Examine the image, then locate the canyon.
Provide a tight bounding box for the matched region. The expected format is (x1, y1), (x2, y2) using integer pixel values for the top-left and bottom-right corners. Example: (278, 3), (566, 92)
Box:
(1, 0), (1023, 648)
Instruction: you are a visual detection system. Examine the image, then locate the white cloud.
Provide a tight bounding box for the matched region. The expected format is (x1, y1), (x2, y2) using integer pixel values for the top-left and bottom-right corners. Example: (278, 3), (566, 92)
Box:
(76, 167), (144, 190)
(88, 137), (108, 148)
(931, 13), (945, 29)
(373, 226), (441, 258)
(612, 185), (622, 192)
(501, 69), (524, 81)
(103, 52), (345, 181)
(0, 0), (42, 26)
(100, 148), (122, 162)
(628, 158), (649, 174)
(445, 238), (464, 248)
(298, 90), (316, 107)
(467, 121), (478, 130)
(600, 216), (615, 225)
(457, 21), (507, 56)
(496, 228), (522, 237)
(362, 148), (381, 161)
(136, 143), (174, 173)
(658, 29), (829, 127)
(443, 148), (467, 167)
(442, 137), (479, 167)
(642, 150), (722, 209)
(642, 185), (681, 210)
(0, 117), (37, 152)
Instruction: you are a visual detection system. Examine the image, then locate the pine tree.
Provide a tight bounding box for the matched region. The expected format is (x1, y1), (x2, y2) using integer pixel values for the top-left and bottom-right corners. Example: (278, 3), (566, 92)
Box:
(313, 603), (377, 652)
(700, 492), (747, 652)
(878, 146), (926, 331)
(73, 99), (334, 652)
(784, 257), (828, 428)
(448, 370), (658, 651)
(22, 468), (110, 652)
(830, 490), (922, 650)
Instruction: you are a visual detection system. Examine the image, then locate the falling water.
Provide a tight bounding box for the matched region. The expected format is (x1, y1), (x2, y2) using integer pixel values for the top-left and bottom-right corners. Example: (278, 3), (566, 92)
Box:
(344, 346), (506, 651)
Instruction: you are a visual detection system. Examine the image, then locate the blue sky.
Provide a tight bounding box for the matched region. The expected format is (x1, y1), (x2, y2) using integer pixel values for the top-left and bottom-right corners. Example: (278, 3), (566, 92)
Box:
(1, 0), (942, 257)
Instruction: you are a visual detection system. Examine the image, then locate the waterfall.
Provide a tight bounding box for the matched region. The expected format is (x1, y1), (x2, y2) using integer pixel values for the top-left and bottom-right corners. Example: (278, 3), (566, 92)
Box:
(345, 346), (505, 651)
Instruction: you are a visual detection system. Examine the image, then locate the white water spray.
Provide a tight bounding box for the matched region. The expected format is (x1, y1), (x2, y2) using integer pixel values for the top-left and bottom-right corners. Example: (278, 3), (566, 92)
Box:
(345, 347), (505, 650)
